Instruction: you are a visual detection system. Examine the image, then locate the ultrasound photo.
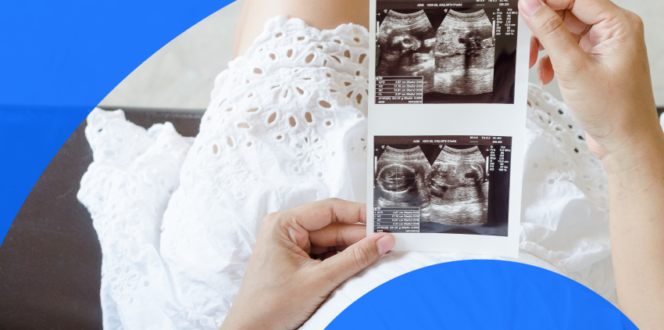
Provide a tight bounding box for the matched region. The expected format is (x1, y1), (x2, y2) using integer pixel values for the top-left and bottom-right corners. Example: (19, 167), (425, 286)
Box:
(373, 135), (512, 236)
(375, 0), (518, 104)
(376, 10), (437, 93)
(433, 9), (494, 96)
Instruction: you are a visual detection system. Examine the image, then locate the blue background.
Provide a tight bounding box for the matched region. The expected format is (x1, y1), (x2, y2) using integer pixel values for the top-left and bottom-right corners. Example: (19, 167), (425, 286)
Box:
(328, 261), (637, 329)
(0, 2), (637, 328)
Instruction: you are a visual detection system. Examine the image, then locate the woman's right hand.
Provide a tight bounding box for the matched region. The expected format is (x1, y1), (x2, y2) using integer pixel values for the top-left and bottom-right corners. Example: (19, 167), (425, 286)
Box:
(521, 1), (664, 328)
(520, 0), (661, 174)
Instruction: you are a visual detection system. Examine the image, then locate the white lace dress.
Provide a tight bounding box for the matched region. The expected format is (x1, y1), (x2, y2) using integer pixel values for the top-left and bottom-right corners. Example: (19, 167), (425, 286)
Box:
(78, 16), (614, 330)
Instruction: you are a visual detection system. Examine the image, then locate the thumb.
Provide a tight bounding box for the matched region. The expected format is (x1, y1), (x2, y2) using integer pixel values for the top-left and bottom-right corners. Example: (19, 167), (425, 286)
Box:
(316, 233), (395, 289)
(519, 0), (589, 76)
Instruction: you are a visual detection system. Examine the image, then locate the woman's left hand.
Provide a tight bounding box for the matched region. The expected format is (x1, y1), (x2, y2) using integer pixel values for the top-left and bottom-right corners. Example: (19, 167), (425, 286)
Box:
(220, 198), (396, 330)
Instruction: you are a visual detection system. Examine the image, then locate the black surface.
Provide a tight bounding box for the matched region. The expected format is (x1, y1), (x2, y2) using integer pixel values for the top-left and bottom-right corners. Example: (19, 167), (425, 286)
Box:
(0, 107), (203, 330)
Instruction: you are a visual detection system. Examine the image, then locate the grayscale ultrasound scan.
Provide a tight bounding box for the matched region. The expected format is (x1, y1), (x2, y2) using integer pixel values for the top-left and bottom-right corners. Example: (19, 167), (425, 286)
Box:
(374, 135), (512, 236)
(375, 0), (519, 104)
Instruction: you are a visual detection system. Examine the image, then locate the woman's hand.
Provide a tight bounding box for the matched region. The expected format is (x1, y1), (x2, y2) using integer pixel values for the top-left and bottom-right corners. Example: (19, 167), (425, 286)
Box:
(521, 1), (664, 328)
(521, 0), (660, 173)
(220, 199), (395, 330)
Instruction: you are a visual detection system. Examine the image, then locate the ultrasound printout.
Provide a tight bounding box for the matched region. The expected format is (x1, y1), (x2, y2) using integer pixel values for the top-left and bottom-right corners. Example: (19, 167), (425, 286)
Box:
(375, 0), (518, 104)
(374, 136), (511, 236)
(368, 0), (529, 256)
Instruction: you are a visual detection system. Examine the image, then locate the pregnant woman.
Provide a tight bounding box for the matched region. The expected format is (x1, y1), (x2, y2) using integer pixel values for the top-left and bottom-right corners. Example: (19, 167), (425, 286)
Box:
(77, 0), (664, 329)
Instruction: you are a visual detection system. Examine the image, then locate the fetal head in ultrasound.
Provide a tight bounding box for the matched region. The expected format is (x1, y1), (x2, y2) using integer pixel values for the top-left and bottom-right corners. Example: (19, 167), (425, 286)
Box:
(374, 136), (512, 236)
(375, 0), (518, 104)
(375, 146), (431, 210)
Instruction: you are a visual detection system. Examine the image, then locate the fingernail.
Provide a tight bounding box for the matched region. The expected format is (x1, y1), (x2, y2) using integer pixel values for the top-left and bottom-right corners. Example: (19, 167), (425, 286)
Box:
(376, 235), (395, 255)
(520, 0), (543, 17)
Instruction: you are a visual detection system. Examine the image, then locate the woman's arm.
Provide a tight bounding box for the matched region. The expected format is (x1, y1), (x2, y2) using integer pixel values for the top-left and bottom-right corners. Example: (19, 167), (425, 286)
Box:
(607, 126), (664, 329)
(220, 199), (394, 330)
(233, 0), (370, 58)
(520, 0), (664, 327)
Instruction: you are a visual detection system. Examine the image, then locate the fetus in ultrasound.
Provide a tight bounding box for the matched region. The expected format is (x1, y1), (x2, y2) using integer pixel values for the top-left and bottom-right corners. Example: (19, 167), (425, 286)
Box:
(376, 10), (436, 93)
(428, 163), (484, 197)
(375, 145), (491, 226)
(434, 9), (495, 95)
(424, 146), (489, 226)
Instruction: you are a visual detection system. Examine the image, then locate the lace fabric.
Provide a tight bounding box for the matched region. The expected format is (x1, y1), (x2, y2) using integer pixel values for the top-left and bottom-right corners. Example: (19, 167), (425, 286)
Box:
(520, 84), (614, 300)
(78, 16), (614, 330)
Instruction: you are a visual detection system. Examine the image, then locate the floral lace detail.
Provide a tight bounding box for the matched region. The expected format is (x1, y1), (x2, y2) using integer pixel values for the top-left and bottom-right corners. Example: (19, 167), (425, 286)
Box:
(210, 159), (255, 200)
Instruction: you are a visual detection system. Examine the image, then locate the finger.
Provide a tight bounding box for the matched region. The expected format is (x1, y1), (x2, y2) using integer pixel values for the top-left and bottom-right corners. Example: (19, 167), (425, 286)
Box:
(537, 55), (555, 85)
(540, 0), (622, 25)
(322, 251), (337, 260)
(519, 0), (589, 76)
(529, 36), (539, 68)
(552, 9), (591, 36)
(536, 37), (545, 51)
(309, 223), (366, 247)
(282, 198), (366, 232)
(283, 217), (312, 253)
(532, 28), (583, 53)
(560, 10), (592, 36)
(314, 233), (395, 290)
(336, 245), (349, 252)
(578, 33), (594, 53)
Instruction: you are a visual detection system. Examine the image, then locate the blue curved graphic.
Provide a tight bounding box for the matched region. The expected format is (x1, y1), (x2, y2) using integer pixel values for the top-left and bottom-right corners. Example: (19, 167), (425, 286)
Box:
(328, 260), (636, 329)
(0, 0), (234, 245)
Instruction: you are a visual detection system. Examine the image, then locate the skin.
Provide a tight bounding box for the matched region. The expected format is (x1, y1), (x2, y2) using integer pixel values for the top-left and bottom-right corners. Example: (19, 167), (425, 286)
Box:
(224, 0), (664, 329)
(220, 199), (395, 330)
(519, 0), (664, 328)
(233, 0), (369, 58)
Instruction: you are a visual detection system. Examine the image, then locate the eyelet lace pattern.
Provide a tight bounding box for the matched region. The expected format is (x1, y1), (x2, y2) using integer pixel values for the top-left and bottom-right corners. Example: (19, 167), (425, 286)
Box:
(80, 16), (370, 329)
(520, 84), (614, 302)
(78, 17), (614, 330)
